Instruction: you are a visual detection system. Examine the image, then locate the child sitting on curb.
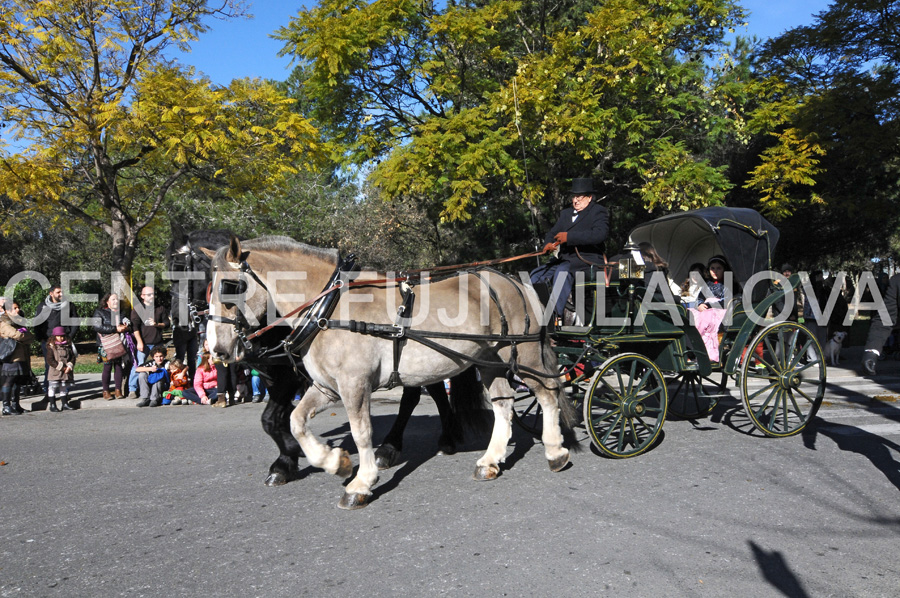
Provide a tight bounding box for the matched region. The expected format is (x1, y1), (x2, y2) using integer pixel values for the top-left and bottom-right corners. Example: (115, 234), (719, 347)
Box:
(135, 347), (169, 408)
(163, 359), (190, 405)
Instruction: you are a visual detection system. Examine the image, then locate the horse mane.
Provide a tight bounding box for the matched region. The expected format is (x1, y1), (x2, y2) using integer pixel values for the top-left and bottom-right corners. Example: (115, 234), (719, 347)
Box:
(226, 236), (340, 265)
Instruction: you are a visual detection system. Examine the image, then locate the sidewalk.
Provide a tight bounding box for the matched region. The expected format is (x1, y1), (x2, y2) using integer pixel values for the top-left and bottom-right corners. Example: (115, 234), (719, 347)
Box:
(18, 373), (409, 411)
(15, 345), (900, 412)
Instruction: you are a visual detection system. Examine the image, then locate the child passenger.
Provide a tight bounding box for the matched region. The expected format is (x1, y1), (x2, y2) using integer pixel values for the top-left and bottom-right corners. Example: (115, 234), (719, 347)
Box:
(688, 256), (733, 362)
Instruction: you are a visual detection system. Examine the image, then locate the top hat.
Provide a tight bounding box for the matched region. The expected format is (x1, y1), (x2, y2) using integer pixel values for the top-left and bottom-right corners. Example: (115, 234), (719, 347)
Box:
(568, 177), (596, 196)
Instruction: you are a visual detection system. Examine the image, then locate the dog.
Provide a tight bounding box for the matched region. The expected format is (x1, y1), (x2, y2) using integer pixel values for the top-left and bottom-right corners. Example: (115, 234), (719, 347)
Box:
(824, 331), (848, 366)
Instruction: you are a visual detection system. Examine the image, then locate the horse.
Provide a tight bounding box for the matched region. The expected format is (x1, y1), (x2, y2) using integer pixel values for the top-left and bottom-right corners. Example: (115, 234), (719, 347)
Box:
(205, 235), (574, 509)
(168, 226), (475, 478)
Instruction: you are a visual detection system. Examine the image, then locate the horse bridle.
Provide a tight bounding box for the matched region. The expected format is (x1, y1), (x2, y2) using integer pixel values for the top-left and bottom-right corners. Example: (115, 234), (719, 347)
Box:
(208, 253), (358, 365)
(170, 244), (211, 331)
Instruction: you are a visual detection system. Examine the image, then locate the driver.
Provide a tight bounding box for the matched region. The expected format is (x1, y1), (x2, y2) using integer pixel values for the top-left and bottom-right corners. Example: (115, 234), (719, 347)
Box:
(530, 177), (609, 321)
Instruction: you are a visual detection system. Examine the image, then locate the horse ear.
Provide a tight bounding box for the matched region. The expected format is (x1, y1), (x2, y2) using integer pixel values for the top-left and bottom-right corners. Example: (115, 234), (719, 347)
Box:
(226, 235), (242, 263)
(197, 247), (217, 260)
(170, 219), (187, 245)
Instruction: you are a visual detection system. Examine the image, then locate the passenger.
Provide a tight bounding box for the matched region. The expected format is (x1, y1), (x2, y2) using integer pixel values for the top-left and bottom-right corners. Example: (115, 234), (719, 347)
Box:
(679, 262), (707, 308)
(530, 177), (609, 321)
(689, 256), (734, 362)
(638, 242), (681, 301)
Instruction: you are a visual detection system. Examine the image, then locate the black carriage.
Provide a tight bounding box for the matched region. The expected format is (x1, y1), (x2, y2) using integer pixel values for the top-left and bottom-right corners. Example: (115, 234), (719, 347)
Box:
(515, 206), (826, 457)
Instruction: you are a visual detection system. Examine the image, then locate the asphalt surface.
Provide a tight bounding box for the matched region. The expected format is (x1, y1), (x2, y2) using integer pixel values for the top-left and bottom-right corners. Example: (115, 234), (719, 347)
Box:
(1, 345), (899, 597)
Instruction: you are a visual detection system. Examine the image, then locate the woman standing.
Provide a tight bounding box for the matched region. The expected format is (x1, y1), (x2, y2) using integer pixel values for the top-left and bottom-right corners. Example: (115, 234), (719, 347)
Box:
(0, 302), (35, 415)
(93, 293), (130, 400)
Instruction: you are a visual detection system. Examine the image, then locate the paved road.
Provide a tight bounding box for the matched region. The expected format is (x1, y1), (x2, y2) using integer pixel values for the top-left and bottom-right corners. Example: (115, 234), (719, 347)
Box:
(2, 355), (900, 597)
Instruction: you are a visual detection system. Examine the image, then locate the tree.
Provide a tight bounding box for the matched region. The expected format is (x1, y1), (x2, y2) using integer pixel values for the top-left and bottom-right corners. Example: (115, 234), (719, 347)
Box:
(277, 0), (753, 237)
(752, 0), (900, 266)
(0, 0), (322, 278)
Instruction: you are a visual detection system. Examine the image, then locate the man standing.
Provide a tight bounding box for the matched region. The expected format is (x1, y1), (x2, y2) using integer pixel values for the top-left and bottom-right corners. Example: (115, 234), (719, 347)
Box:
(530, 177), (609, 321)
(127, 287), (170, 397)
(34, 285), (77, 391)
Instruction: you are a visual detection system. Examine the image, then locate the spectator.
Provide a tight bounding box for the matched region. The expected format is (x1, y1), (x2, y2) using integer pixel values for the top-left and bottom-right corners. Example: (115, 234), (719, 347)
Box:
(45, 326), (76, 412)
(135, 347), (170, 408)
(127, 287), (170, 397)
(530, 177), (609, 321)
(34, 285), (76, 391)
(93, 293), (131, 400)
(0, 302), (35, 416)
(191, 351), (218, 405)
(214, 361), (239, 408)
(861, 273), (900, 376)
(162, 359), (191, 405)
(250, 368), (268, 403)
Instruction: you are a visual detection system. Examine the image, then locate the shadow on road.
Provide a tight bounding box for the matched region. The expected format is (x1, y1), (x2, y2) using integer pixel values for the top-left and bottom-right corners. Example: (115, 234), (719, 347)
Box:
(748, 541), (811, 598)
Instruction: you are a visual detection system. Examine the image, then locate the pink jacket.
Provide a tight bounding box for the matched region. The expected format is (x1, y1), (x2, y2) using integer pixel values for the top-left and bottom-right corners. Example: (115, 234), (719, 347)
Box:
(193, 366), (218, 399)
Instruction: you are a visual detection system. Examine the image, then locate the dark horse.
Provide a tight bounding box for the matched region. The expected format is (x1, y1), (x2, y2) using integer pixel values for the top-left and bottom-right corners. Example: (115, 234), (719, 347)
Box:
(166, 225), (475, 484)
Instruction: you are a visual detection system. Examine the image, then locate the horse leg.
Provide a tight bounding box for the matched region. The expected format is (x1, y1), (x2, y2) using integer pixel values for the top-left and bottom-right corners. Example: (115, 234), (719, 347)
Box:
(289, 385), (353, 480)
(425, 382), (457, 455)
(339, 385), (378, 510)
(261, 371), (303, 487)
(533, 382), (569, 472)
(473, 394), (513, 481)
(374, 385), (421, 470)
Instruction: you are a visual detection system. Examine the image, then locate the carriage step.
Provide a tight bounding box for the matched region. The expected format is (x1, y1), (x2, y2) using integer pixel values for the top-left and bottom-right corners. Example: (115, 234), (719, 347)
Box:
(557, 326), (593, 335)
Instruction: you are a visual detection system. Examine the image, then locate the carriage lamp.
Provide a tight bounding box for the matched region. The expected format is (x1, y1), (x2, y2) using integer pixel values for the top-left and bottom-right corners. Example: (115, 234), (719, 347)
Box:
(619, 242), (645, 280)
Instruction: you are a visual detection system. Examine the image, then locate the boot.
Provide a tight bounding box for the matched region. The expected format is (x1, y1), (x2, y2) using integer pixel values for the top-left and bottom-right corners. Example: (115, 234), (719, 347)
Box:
(1, 401), (11, 415)
(48, 398), (60, 412)
(10, 399), (25, 415)
(114, 389), (123, 399)
(61, 397), (75, 411)
(102, 390), (113, 400)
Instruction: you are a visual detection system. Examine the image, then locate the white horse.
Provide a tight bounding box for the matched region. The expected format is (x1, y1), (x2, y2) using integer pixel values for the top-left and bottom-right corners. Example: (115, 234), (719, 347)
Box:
(206, 235), (574, 509)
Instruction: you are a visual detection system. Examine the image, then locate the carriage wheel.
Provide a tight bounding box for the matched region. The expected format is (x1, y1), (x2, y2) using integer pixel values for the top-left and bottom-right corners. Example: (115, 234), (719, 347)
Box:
(583, 353), (667, 458)
(512, 390), (543, 437)
(740, 322), (825, 437)
(667, 372), (725, 419)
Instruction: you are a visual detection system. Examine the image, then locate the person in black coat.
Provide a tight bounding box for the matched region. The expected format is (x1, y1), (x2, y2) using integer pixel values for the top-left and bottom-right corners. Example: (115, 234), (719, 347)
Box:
(530, 177), (609, 319)
(861, 273), (900, 375)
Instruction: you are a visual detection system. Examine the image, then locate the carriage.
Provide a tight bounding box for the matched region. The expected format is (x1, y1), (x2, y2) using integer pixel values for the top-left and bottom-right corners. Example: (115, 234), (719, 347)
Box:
(513, 206), (826, 458)
(199, 206), (826, 508)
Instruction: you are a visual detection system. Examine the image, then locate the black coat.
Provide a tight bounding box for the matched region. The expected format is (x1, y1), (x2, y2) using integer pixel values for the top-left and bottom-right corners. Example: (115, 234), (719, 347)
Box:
(92, 307), (121, 342)
(544, 201), (609, 272)
(34, 297), (76, 341)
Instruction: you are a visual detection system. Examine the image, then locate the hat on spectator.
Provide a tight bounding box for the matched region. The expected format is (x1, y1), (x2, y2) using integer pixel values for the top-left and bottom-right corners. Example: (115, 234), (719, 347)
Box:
(50, 326), (66, 336)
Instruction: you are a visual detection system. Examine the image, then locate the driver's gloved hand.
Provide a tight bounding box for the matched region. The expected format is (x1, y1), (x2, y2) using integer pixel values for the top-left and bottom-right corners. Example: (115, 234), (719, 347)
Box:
(861, 350), (878, 376)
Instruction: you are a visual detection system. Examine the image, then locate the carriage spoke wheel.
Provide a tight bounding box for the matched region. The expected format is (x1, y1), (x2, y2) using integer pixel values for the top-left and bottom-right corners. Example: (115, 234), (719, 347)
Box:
(583, 353), (667, 458)
(667, 372), (725, 419)
(740, 322), (826, 437)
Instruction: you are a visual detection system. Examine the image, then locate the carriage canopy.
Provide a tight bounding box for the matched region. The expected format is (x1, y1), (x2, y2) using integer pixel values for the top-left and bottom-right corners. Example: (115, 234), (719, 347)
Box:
(628, 206), (780, 296)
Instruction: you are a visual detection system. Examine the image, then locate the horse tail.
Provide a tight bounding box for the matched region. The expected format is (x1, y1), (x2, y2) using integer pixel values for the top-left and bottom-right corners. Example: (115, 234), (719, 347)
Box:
(448, 367), (492, 440)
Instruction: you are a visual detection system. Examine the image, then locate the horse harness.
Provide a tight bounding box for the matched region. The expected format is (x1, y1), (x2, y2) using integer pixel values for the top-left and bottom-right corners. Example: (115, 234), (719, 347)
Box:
(210, 253), (555, 389)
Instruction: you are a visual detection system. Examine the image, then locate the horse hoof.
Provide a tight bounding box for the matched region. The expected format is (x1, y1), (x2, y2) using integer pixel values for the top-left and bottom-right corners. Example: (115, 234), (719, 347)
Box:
(265, 472), (287, 487)
(473, 464), (499, 481)
(336, 450), (354, 479)
(548, 453), (570, 472)
(338, 492), (370, 510)
(436, 443), (457, 456)
(374, 445), (400, 470)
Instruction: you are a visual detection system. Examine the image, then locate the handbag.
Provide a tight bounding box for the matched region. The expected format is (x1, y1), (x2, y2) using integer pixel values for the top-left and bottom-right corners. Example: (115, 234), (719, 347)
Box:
(0, 337), (17, 362)
(99, 333), (126, 361)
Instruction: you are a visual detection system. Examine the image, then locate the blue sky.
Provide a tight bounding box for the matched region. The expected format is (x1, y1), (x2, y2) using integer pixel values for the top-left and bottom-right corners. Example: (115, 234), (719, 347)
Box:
(176, 0), (835, 86)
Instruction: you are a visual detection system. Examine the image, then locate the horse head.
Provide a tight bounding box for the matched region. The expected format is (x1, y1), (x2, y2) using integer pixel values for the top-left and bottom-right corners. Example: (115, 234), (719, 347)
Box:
(205, 235), (339, 363)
